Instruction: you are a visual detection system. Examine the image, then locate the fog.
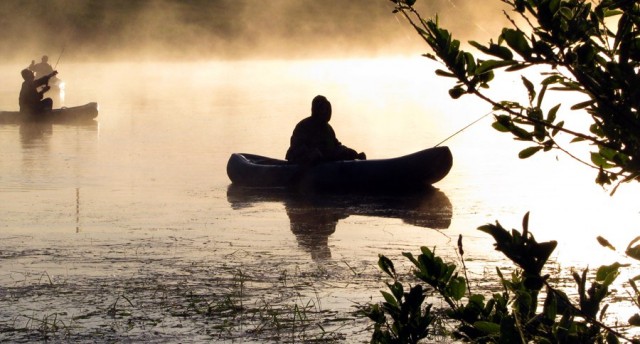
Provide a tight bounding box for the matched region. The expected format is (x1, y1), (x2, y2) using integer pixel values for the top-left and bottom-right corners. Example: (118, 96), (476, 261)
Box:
(1, 0), (509, 62)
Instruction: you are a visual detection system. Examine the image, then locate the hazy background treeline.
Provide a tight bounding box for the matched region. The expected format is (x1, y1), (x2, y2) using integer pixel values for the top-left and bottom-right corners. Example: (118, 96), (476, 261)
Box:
(0, 0), (507, 62)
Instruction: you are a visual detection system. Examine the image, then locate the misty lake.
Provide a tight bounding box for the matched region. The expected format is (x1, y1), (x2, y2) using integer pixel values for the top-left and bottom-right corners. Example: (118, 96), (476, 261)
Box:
(1, 58), (639, 342)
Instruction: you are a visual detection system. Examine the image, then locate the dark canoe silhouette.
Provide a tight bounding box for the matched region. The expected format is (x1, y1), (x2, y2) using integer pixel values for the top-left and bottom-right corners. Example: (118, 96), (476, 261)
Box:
(227, 146), (453, 192)
(0, 102), (98, 124)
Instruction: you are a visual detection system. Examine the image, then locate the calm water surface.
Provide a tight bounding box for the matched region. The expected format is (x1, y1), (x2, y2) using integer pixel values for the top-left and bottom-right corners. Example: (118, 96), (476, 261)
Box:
(1, 58), (639, 340)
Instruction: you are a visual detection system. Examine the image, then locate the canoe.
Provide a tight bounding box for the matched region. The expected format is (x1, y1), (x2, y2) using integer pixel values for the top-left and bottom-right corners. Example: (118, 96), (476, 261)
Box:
(226, 146), (453, 192)
(0, 102), (98, 124)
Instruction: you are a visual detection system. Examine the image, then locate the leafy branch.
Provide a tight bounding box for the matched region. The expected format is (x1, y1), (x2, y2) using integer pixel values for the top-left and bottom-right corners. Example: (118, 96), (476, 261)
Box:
(391, 0), (640, 191)
(365, 212), (640, 343)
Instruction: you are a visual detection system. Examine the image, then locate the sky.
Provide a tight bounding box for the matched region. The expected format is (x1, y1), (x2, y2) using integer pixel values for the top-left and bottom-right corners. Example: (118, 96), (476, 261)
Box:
(0, 0), (509, 62)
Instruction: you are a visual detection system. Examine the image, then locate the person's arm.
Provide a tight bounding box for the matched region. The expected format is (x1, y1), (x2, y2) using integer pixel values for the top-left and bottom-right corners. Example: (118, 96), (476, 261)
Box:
(34, 71), (58, 87)
(329, 125), (366, 160)
(37, 86), (50, 98)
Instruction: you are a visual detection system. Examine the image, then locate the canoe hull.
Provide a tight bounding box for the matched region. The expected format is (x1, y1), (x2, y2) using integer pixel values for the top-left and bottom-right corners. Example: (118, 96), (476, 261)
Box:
(227, 146), (453, 193)
(227, 153), (302, 188)
(0, 102), (98, 124)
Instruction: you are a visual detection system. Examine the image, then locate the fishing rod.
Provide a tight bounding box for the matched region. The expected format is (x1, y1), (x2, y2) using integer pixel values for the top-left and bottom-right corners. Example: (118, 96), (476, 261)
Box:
(434, 110), (494, 147)
(54, 45), (65, 70)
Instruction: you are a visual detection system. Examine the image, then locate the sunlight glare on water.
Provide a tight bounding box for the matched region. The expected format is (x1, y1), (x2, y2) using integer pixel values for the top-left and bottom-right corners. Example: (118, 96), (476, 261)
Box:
(0, 57), (638, 265)
(0, 57), (639, 340)
(0, 57), (638, 267)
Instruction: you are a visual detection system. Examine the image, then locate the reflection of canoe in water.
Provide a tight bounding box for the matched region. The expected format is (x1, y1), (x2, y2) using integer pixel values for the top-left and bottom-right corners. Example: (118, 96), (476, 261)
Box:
(0, 102), (98, 124)
(227, 184), (452, 261)
(226, 146), (453, 193)
(226, 184), (453, 229)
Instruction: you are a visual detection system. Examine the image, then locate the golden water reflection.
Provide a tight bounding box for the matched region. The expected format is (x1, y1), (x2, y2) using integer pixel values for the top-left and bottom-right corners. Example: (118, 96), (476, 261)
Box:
(227, 185), (452, 261)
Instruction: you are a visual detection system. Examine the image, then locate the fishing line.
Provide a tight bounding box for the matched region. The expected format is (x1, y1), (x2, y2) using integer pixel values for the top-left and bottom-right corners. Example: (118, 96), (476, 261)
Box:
(434, 110), (494, 147)
(54, 45), (66, 70)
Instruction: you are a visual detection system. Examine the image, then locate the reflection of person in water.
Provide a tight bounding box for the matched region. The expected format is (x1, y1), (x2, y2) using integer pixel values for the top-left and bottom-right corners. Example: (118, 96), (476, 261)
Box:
(20, 122), (52, 146)
(225, 184), (453, 261)
(285, 203), (348, 261)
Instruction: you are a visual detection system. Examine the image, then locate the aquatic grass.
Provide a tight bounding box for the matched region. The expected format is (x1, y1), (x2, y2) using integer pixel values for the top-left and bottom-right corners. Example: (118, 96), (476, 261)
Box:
(0, 234), (383, 343)
(247, 295), (346, 343)
(343, 260), (363, 276)
(106, 294), (134, 318)
(20, 312), (75, 341)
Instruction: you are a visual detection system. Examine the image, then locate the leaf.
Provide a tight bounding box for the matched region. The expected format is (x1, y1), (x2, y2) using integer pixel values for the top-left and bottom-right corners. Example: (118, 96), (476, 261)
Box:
(447, 276), (467, 300)
(402, 251), (419, 266)
(422, 53), (437, 61)
(522, 76), (535, 103)
(596, 168), (611, 185)
(510, 125), (533, 140)
(591, 152), (615, 168)
(626, 236), (640, 261)
(469, 294), (485, 306)
(435, 69), (456, 78)
(570, 100), (595, 110)
(492, 121), (510, 132)
(464, 52), (476, 72)
(552, 120), (564, 137)
(475, 59), (517, 74)
(559, 6), (573, 19)
(519, 146), (541, 159)
(629, 313), (640, 326)
(547, 104), (560, 123)
(388, 281), (404, 300)
(501, 28), (532, 58)
(469, 41), (514, 60)
(541, 74), (563, 86)
(378, 254), (396, 278)
(595, 263), (621, 282)
(474, 320), (500, 334)
(505, 63), (529, 72)
(537, 83), (548, 109)
(543, 288), (558, 321)
(381, 291), (399, 308)
(449, 86), (465, 99)
(597, 236), (616, 251)
(629, 278), (640, 294)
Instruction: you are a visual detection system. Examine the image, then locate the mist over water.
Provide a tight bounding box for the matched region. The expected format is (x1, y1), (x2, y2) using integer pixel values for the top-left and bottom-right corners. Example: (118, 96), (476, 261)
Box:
(2, 0), (509, 62)
(2, 1), (640, 341)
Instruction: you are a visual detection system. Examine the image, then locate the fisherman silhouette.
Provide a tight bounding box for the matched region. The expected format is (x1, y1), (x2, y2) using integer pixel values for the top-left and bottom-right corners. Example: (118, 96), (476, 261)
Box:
(19, 68), (58, 115)
(29, 55), (54, 79)
(286, 95), (366, 165)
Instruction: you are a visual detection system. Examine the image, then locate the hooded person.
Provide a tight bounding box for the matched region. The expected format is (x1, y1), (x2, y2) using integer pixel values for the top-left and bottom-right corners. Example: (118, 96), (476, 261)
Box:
(285, 95), (366, 165)
(19, 68), (57, 115)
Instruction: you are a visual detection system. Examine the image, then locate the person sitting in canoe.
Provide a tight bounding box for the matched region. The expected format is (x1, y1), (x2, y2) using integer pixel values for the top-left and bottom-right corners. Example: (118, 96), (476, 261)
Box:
(286, 95), (366, 165)
(19, 68), (58, 115)
(28, 55), (54, 79)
